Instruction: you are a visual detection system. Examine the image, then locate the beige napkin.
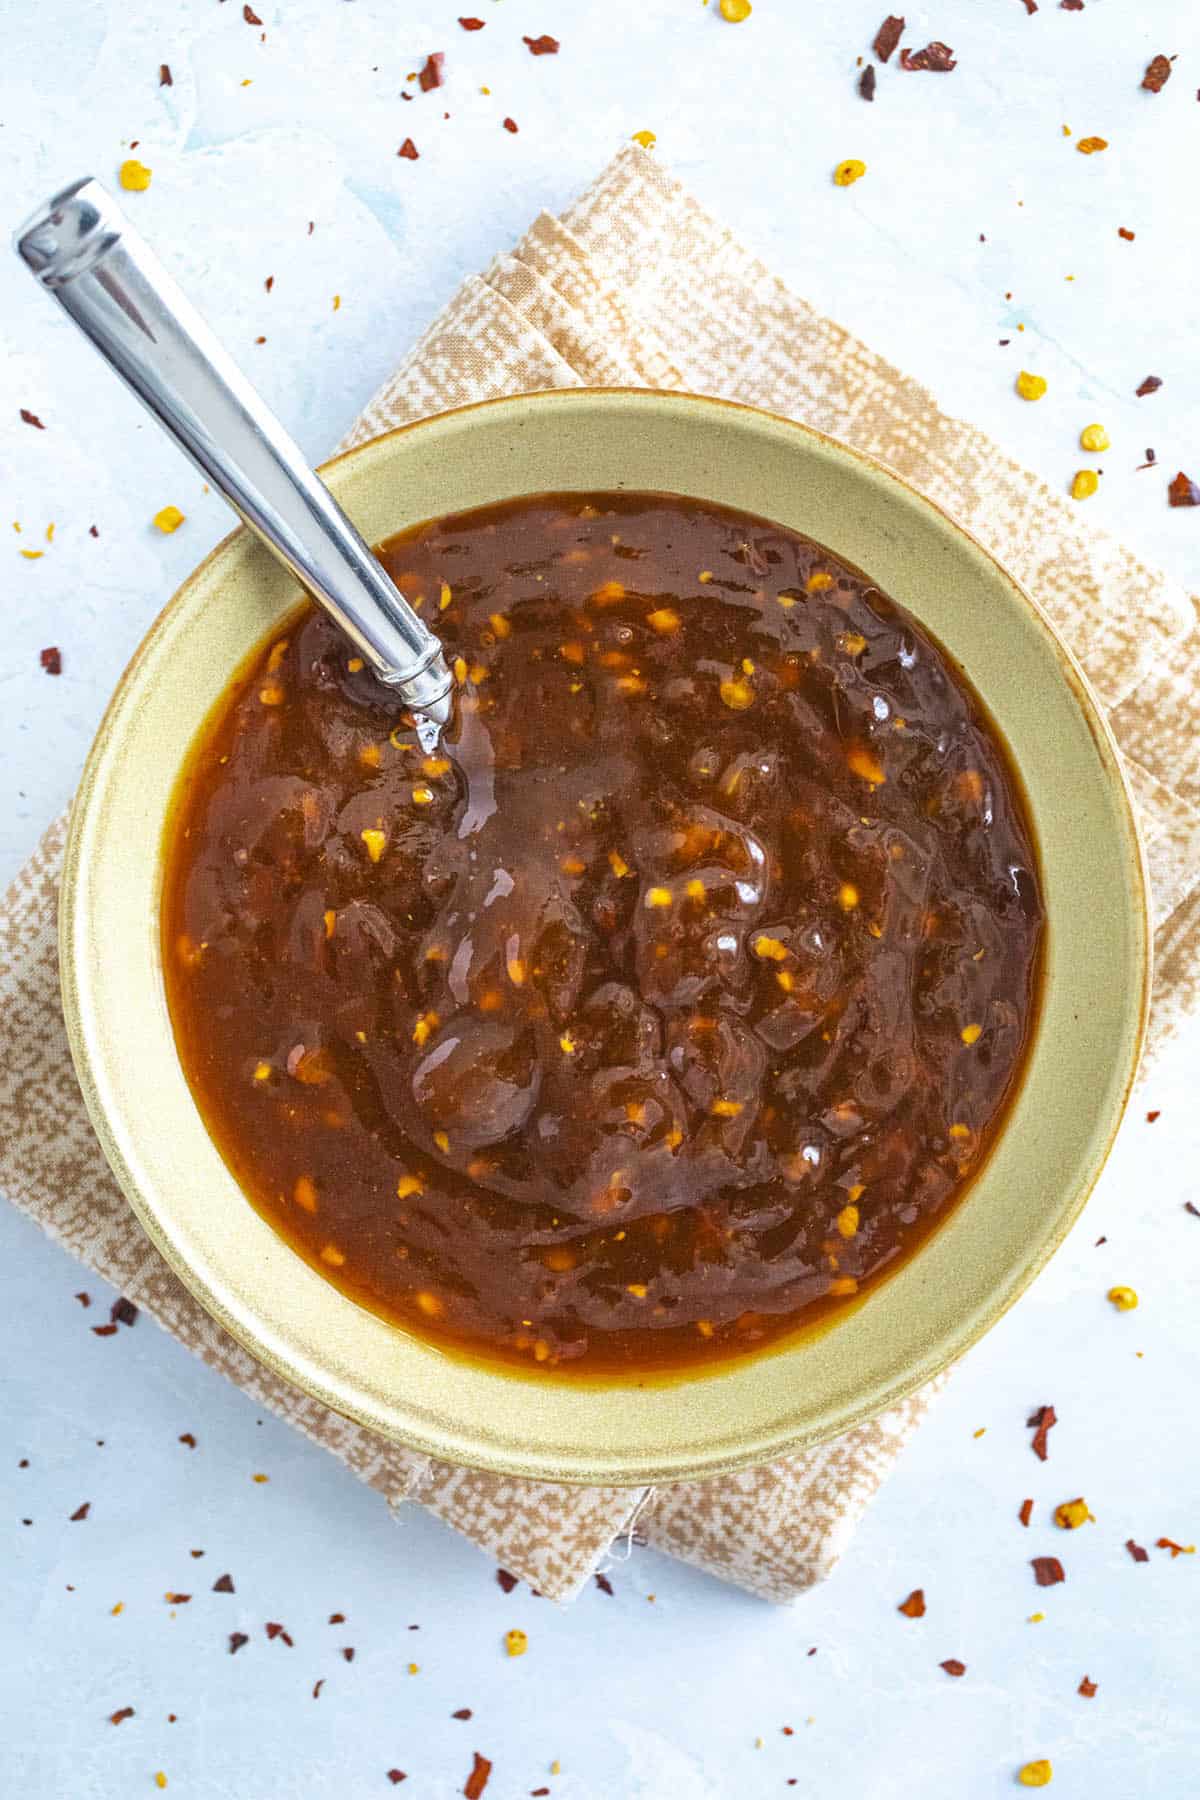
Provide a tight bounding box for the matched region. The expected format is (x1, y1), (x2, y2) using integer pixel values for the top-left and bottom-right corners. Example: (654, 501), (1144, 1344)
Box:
(3, 146), (1198, 1606)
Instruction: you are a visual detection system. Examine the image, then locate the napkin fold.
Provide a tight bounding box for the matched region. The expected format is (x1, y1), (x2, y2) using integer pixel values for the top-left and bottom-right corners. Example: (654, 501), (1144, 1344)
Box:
(2, 146), (1197, 1604)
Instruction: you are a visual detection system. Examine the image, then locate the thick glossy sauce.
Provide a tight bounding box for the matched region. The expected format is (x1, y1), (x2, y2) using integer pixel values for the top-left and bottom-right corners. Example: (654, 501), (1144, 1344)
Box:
(163, 494), (1043, 1375)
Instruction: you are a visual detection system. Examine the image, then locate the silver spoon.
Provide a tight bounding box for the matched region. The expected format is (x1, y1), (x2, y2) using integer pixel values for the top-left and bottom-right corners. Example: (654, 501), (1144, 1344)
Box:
(14, 176), (454, 733)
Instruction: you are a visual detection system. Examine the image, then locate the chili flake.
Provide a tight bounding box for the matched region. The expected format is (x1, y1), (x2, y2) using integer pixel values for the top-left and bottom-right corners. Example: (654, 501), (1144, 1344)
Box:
(595, 1573), (614, 1595)
(398, 139), (419, 160)
(229, 1632), (249, 1654)
(1017, 1763), (1053, 1789)
(1118, 227), (1135, 241)
(419, 53), (445, 92)
(1168, 472), (1200, 508)
(1077, 1675), (1097, 1697)
(523, 35), (559, 55)
(1126, 1538), (1150, 1563)
(1019, 1498), (1034, 1527)
(1016, 371), (1047, 402)
(265, 1621), (294, 1645)
(898, 1588), (926, 1618)
(464, 1752), (493, 1798)
(873, 16), (904, 62)
(70, 1502), (91, 1521)
(387, 1774), (407, 1787)
(109, 1707), (135, 1725)
(833, 159), (867, 187)
(1076, 136), (1108, 154)
(178, 1432), (196, 1448)
(160, 63), (172, 86)
(1142, 55), (1173, 94)
(1027, 1404), (1057, 1461)
(859, 66), (876, 101)
(940, 1659), (966, 1677)
(1157, 1536), (1196, 1557)
(1136, 375), (1163, 397)
(20, 408), (45, 429)
(503, 117), (518, 133)
(119, 159), (153, 191)
(496, 1569), (518, 1593)
(899, 42), (957, 72)
(1032, 1556), (1065, 1587)
(40, 646), (62, 675)
(459, 17), (485, 28)
(212, 1573), (235, 1593)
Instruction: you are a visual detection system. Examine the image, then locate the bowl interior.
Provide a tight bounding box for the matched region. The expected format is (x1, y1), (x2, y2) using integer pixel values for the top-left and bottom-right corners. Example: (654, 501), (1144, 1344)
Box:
(61, 391), (1148, 1484)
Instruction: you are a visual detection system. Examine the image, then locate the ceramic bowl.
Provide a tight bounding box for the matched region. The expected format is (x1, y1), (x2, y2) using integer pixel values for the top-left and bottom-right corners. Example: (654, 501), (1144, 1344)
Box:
(60, 390), (1149, 1485)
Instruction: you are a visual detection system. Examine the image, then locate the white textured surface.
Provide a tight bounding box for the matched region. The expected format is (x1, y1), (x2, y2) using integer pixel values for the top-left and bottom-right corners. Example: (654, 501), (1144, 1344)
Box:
(2, 2), (1199, 1794)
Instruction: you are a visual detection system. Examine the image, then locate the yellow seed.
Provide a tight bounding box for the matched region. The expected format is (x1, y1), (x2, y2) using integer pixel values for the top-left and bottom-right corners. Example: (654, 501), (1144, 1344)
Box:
(847, 746), (885, 785)
(422, 757), (451, 778)
(453, 656), (468, 683)
(961, 1022), (983, 1046)
(647, 607), (681, 633)
(358, 742), (381, 768)
(293, 1175), (318, 1213)
(360, 827), (387, 862)
(609, 850), (631, 878)
(45, 523), (55, 542)
(711, 1099), (744, 1118)
(434, 1131), (450, 1153)
(1076, 136), (1107, 155)
(347, 656), (364, 673)
(626, 1283), (648, 1298)
(949, 1123), (972, 1141)
(776, 970), (795, 993)
(645, 886), (672, 908)
(154, 1776), (168, 1793)
(719, 676), (754, 710)
(488, 611), (511, 638)
(111, 1601), (123, 1615)
(252, 1473), (269, 1483)
(412, 1011), (439, 1047)
(411, 786), (435, 806)
(396, 1175), (423, 1199)
(560, 855), (587, 876)
(592, 580), (626, 605)
(407, 1662), (419, 1674)
(323, 909), (336, 939)
(839, 883), (859, 911)
(1080, 423), (1110, 453)
(559, 1033), (576, 1055)
(1028, 1612), (1044, 1624)
(153, 505), (185, 533)
(319, 1243), (345, 1266)
(632, 129), (656, 149)
(415, 1290), (443, 1317)
(697, 570), (713, 584)
(505, 1628), (529, 1657)
(468, 664), (488, 685)
(1054, 1497), (1094, 1530)
(1016, 371), (1047, 402)
(436, 580), (453, 612)
(741, 658), (755, 675)
(1070, 469), (1099, 501)
(833, 159), (866, 188)
(840, 632), (867, 656)
(807, 570), (834, 592)
(19, 549), (43, 560)
(686, 878), (706, 901)
(837, 1204), (860, 1238)
(253, 1061), (271, 1082)
(258, 684), (284, 706)
(616, 674), (647, 696)
(119, 159), (153, 191)
(1107, 1285), (1138, 1312)
(753, 935), (789, 961)
(829, 1276), (858, 1296)
(1017, 1762), (1053, 1789)
(332, 294), (341, 311)
(506, 957), (526, 987)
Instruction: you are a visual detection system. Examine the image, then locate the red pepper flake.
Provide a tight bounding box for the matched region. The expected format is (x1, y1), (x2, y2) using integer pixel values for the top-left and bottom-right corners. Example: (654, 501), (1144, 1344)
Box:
(1136, 375), (1163, 397)
(464, 1753), (493, 1799)
(496, 1569), (518, 1594)
(899, 41), (957, 71)
(859, 65), (877, 101)
(109, 1707), (135, 1725)
(531, 1791), (551, 1798)
(1019, 0), (1037, 12)
(1032, 1556), (1066, 1587)
(1061, 0), (1084, 9)
(1126, 1538), (1150, 1563)
(594, 1573), (614, 1596)
(1146, 1110), (1161, 1123)
(212, 1573), (235, 1593)
(342, 1646), (355, 1662)
(1157, 1536), (1196, 1557)
(111, 1297), (138, 1328)
(502, 117), (518, 133)
(398, 139), (419, 160)
(452, 1708), (473, 1720)
(1118, 227), (1135, 241)
(940, 1659), (967, 1677)
(89, 524), (99, 537)
(75, 1291), (91, 1306)
(1019, 1498), (1034, 1528)
(178, 1433), (197, 1449)
(18, 1459), (28, 1468)
(418, 53), (445, 92)
(523, 34), (559, 55)
(165, 1593), (191, 1605)
(265, 1622), (294, 1646)
(92, 1322), (118, 1337)
(70, 1502), (91, 1521)
(387, 1775), (407, 1788)
(459, 17), (485, 28)
(40, 646), (62, 676)
(873, 15), (904, 62)
(264, 276), (274, 294)
(1186, 1201), (1200, 1218)
(160, 63), (173, 86)
(1142, 54), (1174, 94)
(312, 1679), (325, 1698)
(20, 408), (45, 429)
(329, 1612), (346, 1624)
(1169, 471), (1200, 508)
(1027, 1404), (1057, 1461)
(229, 1632), (249, 1654)
(1078, 1675), (1098, 1697)
(898, 1588), (926, 1618)
(243, 4), (262, 22)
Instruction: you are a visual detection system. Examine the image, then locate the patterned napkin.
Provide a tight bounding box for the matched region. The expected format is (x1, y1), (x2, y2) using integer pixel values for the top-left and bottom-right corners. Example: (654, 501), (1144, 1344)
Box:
(2, 146), (1198, 1605)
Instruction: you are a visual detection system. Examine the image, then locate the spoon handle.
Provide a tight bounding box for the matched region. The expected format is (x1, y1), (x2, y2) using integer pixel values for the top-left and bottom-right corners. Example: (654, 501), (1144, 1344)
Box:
(14, 176), (453, 725)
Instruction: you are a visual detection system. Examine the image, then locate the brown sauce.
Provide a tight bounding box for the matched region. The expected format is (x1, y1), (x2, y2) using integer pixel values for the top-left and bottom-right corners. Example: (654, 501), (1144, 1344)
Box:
(162, 493), (1044, 1375)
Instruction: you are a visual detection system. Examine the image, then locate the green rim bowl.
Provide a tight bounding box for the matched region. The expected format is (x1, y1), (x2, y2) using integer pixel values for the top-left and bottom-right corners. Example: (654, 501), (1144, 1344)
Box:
(60, 389), (1150, 1485)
